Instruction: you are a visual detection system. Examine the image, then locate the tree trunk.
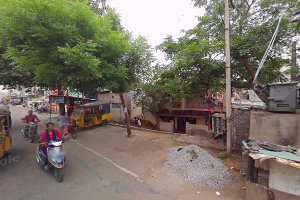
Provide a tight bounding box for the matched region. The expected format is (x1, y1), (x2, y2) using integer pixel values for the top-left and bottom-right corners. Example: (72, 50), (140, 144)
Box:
(57, 85), (65, 115)
(119, 93), (132, 137)
(235, 52), (268, 102)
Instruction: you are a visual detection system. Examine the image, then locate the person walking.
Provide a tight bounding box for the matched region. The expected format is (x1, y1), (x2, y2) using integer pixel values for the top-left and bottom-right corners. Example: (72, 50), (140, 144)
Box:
(58, 112), (68, 139)
(134, 117), (138, 127)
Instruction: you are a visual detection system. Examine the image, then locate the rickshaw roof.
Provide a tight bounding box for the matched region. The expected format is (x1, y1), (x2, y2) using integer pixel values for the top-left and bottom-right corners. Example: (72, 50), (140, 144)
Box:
(0, 106), (10, 115)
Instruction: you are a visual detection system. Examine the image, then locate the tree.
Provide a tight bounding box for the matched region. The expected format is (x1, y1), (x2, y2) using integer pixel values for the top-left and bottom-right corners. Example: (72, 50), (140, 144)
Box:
(133, 65), (177, 122)
(160, 0), (299, 93)
(0, 48), (35, 88)
(94, 8), (155, 137)
(0, 0), (129, 113)
(89, 0), (107, 16)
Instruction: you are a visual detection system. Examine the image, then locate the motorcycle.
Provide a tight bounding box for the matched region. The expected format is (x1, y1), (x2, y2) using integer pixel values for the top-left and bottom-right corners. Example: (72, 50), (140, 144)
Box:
(22, 121), (39, 143)
(36, 140), (65, 182)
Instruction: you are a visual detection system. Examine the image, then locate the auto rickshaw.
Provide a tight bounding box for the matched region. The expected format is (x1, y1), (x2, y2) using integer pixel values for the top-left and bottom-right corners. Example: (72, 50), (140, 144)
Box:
(71, 102), (112, 128)
(0, 114), (12, 159)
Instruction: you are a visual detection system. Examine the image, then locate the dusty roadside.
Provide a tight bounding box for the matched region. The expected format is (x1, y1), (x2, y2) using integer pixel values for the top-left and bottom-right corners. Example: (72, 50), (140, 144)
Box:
(74, 125), (246, 200)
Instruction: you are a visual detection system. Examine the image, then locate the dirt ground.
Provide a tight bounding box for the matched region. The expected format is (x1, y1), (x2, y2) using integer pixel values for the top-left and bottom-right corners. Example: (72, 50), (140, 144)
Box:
(79, 125), (247, 200)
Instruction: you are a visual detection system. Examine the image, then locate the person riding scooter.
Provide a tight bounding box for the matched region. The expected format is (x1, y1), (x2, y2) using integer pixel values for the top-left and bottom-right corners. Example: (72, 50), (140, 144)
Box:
(38, 122), (62, 169)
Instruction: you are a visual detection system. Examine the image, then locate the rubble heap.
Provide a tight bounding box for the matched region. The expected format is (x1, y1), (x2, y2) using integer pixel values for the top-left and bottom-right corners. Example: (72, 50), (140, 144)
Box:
(165, 145), (231, 188)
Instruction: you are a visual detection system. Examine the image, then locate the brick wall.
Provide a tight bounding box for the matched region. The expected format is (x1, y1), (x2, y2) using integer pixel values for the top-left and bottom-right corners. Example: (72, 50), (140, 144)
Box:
(232, 109), (250, 152)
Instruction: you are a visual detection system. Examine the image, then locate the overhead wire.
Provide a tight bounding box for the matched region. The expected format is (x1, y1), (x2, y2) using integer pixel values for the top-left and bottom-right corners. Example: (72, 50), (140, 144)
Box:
(253, 15), (283, 84)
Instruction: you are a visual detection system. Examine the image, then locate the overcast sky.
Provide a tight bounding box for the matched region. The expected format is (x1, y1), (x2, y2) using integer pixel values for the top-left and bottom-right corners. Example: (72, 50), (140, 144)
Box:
(108, 0), (203, 62)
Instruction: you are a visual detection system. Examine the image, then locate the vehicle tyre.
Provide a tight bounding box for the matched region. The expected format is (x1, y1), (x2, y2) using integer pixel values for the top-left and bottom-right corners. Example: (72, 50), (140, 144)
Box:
(30, 130), (36, 143)
(8, 114), (12, 129)
(54, 168), (64, 183)
(70, 128), (77, 139)
(103, 120), (108, 126)
(30, 133), (35, 143)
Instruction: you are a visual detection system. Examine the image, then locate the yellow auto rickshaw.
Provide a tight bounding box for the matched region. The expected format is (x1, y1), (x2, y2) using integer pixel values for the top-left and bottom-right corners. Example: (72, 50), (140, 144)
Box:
(0, 114), (12, 159)
(71, 102), (112, 128)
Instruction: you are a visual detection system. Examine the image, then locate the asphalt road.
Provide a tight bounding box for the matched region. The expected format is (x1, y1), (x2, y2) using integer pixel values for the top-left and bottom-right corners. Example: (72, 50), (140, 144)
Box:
(0, 106), (172, 200)
(0, 106), (245, 200)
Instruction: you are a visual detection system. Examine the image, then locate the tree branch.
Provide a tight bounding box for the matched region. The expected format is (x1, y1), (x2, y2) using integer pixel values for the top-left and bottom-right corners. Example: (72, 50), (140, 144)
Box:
(231, 81), (254, 89)
(235, 52), (256, 80)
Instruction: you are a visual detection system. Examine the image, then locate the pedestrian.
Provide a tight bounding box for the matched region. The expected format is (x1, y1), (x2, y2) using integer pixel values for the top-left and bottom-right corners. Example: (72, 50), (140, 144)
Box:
(134, 117), (138, 127)
(58, 112), (68, 139)
(138, 118), (142, 127)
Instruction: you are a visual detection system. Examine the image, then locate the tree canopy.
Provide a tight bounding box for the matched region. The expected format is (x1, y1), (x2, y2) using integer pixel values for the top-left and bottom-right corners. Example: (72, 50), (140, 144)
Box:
(159, 0), (299, 91)
(0, 0), (131, 93)
(134, 0), (300, 114)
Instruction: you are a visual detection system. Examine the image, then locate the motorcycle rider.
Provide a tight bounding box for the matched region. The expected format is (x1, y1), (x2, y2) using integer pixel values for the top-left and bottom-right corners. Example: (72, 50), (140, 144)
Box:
(39, 122), (62, 169)
(22, 110), (40, 136)
(22, 110), (40, 123)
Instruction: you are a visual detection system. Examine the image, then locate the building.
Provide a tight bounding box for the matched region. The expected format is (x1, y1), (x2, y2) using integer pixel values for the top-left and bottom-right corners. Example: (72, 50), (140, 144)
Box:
(242, 109), (300, 199)
(97, 91), (142, 122)
(158, 93), (224, 134)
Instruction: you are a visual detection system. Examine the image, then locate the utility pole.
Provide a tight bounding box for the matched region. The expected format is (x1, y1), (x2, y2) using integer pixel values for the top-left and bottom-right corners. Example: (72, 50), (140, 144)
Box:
(224, 0), (232, 155)
(291, 41), (297, 81)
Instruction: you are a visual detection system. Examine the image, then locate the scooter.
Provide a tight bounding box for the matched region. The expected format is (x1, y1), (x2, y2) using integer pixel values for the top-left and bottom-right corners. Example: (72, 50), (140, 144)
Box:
(36, 140), (65, 182)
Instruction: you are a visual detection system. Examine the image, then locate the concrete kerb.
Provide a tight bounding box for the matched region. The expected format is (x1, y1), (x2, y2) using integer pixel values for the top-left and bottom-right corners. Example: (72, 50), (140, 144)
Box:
(109, 123), (174, 135)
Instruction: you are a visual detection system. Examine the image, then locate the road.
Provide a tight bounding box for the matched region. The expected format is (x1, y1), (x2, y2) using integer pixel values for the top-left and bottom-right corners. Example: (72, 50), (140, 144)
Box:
(0, 106), (245, 200)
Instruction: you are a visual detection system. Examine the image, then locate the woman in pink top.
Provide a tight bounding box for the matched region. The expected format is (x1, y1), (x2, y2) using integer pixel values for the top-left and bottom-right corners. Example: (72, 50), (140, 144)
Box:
(40, 122), (62, 142)
(39, 122), (62, 168)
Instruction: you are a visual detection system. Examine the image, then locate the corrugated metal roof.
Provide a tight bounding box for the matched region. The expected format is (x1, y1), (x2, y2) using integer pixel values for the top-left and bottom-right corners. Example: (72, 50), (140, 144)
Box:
(243, 140), (300, 164)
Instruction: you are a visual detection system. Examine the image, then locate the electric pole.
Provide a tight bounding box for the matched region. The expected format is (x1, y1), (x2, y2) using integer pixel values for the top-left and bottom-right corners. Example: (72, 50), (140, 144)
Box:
(224, 0), (232, 155)
(291, 41), (297, 81)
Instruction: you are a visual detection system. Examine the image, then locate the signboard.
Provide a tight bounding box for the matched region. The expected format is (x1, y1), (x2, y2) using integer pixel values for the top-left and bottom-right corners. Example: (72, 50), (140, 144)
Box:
(49, 96), (64, 104)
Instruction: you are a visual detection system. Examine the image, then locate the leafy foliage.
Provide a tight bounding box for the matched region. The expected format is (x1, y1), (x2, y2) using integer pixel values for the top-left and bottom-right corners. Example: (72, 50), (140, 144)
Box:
(135, 0), (300, 114)
(0, 0), (129, 93)
(0, 50), (35, 87)
(160, 0), (299, 90)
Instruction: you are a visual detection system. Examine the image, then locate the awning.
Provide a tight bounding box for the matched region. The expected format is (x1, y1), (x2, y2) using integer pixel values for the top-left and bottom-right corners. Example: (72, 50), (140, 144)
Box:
(243, 139), (300, 169)
(31, 97), (44, 102)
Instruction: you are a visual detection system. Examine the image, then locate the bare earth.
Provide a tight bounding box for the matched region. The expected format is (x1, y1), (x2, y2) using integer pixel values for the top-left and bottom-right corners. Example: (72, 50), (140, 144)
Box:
(0, 106), (246, 200)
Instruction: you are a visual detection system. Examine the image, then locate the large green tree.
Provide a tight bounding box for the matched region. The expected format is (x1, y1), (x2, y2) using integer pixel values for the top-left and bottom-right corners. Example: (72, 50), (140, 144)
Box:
(0, 48), (35, 87)
(135, 0), (300, 115)
(93, 7), (155, 136)
(160, 0), (299, 92)
(0, 0), (129, 97)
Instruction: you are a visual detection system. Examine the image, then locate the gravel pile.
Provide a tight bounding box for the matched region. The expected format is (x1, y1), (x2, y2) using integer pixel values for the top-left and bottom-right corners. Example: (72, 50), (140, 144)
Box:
(165, 145), (231, 188)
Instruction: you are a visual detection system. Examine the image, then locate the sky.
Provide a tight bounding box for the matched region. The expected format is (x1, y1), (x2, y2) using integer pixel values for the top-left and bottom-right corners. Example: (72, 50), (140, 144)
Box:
(108, 0), (203, 62)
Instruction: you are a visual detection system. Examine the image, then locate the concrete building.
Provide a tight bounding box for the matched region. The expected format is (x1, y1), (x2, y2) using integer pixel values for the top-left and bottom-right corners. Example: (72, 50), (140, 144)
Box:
(237, 107), (300, 199)
(157, 94), (224, 134)
(97, 91), (142, 122)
